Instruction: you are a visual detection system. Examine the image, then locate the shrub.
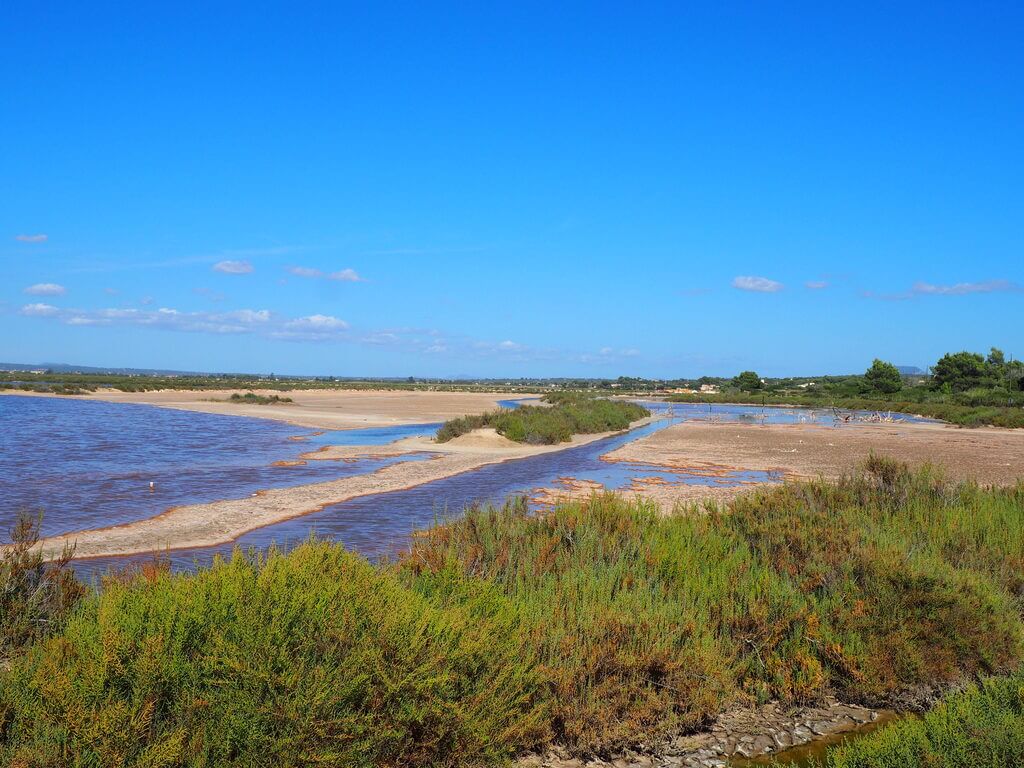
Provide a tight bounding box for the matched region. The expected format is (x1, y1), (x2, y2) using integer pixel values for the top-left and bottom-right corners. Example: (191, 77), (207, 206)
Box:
(0, 543), (546, 767)
(435, 396), (649, 444)
(401, 461), (1024, 752)
(0, 512), (84, 662)
(819, 673), (1024, 767)
(2, 463), (1023, 761)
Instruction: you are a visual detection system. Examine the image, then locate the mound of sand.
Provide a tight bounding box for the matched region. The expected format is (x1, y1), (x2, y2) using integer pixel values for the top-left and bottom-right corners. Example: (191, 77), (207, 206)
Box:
(435, 427), (523, 451)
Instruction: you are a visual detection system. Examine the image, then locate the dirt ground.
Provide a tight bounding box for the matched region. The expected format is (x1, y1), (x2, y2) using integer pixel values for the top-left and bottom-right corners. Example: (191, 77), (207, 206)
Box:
(2, 388), (536, 429)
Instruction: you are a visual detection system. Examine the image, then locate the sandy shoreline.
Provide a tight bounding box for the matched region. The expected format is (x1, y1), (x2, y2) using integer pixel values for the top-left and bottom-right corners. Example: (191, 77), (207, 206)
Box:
(29, 418), (661, 561)
(0, 388), (540, 430)
(604, 419), (1024, 484)
(525, 417), (1024, 512)
(15, 390), (1024, 561)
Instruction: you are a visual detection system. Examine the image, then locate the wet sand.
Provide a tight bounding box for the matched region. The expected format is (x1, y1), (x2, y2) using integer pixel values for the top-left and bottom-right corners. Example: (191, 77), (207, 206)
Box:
(1, 388), (536, 430)
(527, 418), (1024, 513)
(29, 419), (659, 560)
(530, 475), (747, 509)
(606, 419), (1024, 487)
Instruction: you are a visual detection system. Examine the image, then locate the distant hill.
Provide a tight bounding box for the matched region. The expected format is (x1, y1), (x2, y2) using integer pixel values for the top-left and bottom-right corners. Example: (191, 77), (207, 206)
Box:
(0, 361), (207, 376)
(896, 365), (926, 375)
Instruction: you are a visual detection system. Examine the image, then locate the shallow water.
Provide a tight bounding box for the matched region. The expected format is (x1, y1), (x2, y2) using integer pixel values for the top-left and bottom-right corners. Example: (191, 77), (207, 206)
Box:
(1, 394), (931, 580)
(70, 403), (782, 578)
(730, 712), (904, 767)
(0, 395), (434, 539)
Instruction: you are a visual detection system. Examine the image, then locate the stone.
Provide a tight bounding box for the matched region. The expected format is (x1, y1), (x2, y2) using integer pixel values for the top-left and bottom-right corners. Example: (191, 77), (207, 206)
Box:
(792, 725), (813, 743)
(809, 720), (835, 736)
(772, 730), (793, 750)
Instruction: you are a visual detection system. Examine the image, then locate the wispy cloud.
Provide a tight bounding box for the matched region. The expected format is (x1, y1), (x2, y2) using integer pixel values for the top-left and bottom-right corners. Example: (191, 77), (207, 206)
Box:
(193, 287), (226, 302)
(576, 346), (642, 364)
(364, 246), (484, 256)
(23, 283), (66, 296)
(912, 280), (1019, 296)
(213, 260), (254, 275)
(20, 304), (273, 334)
(21, 303), (61, 317)
(284, 314), (349, 331)
(287, 266), (365, 282)
(732, 275), (784, 293)
(68, 245), (305, 275)
(864, 279), (1021, 301)
(15, 234), (48, 243)
(18, 300), (648, 367)
(805, 280), (828, 290)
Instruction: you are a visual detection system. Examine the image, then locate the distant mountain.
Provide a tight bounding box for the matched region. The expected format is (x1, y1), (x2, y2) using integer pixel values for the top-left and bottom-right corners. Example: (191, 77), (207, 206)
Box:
(896, 365), (926, 375)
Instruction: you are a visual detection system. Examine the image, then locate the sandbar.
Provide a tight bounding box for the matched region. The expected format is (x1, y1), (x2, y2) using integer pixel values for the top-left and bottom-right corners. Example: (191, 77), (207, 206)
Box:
(29, 419), (659, 561)
(0, 388), (539, 430)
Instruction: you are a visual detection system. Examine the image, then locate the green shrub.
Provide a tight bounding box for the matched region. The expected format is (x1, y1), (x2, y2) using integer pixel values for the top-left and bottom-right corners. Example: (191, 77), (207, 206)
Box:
(2, 462), (1023, 761)
(818, 673), (1024, 767)
(0, 542), (546, 767)
(435, 395), (649, 444)
(0, 513), (84, 662)
(402, 460), (1024, 751)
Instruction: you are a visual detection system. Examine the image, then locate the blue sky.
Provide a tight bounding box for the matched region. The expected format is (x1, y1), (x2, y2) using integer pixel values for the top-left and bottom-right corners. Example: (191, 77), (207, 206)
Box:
(2, 2), (1021, 378)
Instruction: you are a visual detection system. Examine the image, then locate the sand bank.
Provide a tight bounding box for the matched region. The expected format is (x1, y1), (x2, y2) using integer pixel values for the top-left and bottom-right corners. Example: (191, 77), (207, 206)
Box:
(527, 418), (1024, 513)
(30, 418), (658, 561)
(1, 388), (538, 430)
(606, 419), (1024, 486)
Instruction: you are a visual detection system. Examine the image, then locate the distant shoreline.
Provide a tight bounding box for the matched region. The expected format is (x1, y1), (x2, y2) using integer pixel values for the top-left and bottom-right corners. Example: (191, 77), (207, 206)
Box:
(0, 387), (534, 430)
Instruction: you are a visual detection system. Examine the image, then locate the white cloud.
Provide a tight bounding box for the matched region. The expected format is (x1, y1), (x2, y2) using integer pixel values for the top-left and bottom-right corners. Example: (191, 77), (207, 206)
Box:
(15, 234), (47, 243)
(288, 266), (365, 282)
(284, 314), (349, 331)
(24, 283), (66, 296)
(362, 332), (399, 345)
(498, 340), (523, 351)
(288, 266), (323, 278)
(21, 304), (274, 334)
(912, 280), (1018, 296)
(865, 279), (1022, 302)
(805, 281), (828, 290)
(213, 260), (254, 274)
(732, 275), (784, 293)
(273, 314), (351, 342)
(329, 268), (363, 282)
(20, 303), (60, 317)
(222, 309), (271, 323)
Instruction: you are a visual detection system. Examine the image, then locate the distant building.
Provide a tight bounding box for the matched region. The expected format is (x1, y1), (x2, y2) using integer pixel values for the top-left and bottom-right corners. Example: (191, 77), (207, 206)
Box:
(699, 384), (719, 393)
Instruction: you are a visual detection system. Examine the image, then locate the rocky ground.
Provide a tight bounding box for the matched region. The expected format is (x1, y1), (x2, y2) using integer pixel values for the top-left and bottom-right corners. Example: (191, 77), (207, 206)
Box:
(519, 699), (882, 768)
